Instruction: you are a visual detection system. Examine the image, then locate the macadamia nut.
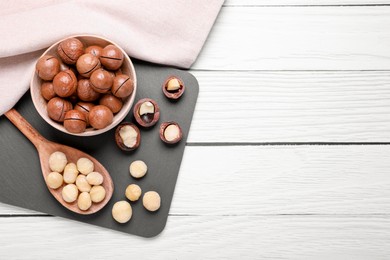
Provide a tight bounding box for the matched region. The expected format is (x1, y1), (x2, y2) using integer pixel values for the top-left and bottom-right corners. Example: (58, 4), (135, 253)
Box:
(129, 160), (147, 179)
(119, 125), (138, 148)
(76, 175), (92, 192)
(112, 201), (132, 223)
(77, 157), (94, 175)
(46, 172), (63, 189)
(78, 192), (92, 211)
(49, 151), (67, 172)
(143, 191), (161, 212)
(62, 184), (78, 203)
(63, 163), (79, 184)
(86, 172), (103, 186)
(125, 184), (142, 202)
(90, 185), (106, 203)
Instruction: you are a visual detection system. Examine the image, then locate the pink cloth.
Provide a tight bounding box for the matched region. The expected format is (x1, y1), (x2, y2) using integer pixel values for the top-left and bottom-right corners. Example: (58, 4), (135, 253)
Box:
(0, 0), (223, 115)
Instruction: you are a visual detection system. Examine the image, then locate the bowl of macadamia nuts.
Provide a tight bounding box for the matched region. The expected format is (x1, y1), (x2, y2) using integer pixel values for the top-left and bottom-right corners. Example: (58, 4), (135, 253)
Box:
(31, 35), (137, 136)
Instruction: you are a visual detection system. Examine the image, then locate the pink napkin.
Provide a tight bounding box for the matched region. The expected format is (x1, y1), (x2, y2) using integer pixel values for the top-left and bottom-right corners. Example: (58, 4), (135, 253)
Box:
(0, 0), (224, 115)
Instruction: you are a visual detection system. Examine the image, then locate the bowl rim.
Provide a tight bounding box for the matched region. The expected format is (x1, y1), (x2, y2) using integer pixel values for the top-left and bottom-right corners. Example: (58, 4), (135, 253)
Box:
(30, 34), (137, 137)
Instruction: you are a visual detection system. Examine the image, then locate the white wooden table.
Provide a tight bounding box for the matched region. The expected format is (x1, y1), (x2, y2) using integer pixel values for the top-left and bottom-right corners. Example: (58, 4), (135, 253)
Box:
(2, 1), (390, 258)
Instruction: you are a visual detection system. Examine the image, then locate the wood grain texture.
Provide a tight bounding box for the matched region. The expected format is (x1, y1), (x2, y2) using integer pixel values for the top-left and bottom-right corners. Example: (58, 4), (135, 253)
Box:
(1, 146), (389, 215)
(187, 71), (390, 142)
(225, 0), (390, 6)
(0, 215), (389, 259)
(192, 6), (390, 70)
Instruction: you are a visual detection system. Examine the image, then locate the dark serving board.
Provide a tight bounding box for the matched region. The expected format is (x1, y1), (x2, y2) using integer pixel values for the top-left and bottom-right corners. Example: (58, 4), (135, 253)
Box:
(0, 62), (198, 237)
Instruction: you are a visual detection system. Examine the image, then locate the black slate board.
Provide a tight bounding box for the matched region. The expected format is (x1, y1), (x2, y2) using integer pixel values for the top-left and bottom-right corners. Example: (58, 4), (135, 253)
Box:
(0, 62), (198, 237)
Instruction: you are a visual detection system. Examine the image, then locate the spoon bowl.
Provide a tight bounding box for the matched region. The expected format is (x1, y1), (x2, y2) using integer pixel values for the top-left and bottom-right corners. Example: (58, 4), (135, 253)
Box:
(5, 109), (114, 215)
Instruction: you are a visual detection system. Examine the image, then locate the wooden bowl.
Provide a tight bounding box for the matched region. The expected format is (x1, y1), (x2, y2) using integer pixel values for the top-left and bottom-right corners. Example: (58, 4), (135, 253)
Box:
(30, 35), (137, 136)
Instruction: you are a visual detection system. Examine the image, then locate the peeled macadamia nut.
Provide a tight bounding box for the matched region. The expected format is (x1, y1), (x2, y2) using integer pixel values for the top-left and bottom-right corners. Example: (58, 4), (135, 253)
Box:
(36, 55), (60, 81)
(90, 185), (106, 203)
(125, 184), (142, 202)
(86, 171), (103, 186)
(112, 201), (132, 223)
(47, 97), (72, 122)
(62, 184), (79, 203)
(78, 192), (92, 211)
(57, 37), (84, 64)
(46, 172), (63, 189)
(88, 105), (113, 129)
(112, 74), (134, 98)
(64, 109), (87, 133)
(143, 191), (161, 212)
(100, 45), (124, 70)
(77, 157), (94, 175)
(53, 70), (77, 97)
(129, 160), (147, 179)
(76, 53), (101, 78)
(41, 82), (56, 101)
(63, 163), (79, 184)
(49, 151), (67, 172)
(76, 175), (92, 192)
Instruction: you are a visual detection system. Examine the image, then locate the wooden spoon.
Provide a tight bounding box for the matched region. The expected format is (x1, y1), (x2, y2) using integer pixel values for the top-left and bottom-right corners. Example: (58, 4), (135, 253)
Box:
(5, 108), (114, 215)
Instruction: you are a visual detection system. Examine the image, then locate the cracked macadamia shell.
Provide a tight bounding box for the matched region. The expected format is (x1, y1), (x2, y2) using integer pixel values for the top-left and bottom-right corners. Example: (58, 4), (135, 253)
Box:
(115, 123), (141, 151)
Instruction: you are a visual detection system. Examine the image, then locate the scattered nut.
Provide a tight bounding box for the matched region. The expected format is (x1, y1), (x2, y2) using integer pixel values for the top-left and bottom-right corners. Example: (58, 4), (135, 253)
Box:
(129, 160), (147, 179)
(159, 122), (183, 144)
(133, 98), (160, 127)
(62, 184), (79, 203)
(143, 191), (161, 212)
(112, 201), (132, 223)
(90, 185), (106, 203)
(46, 172), (63, 189)
(77, 192), (92, 211)
(162, 76), (185, 100)
(77, 157), (94, 175)
(76, 175), (92, 192)
(49, 151), (68, 172)
(115, 123), (141, 151)
(36, 55), (60, 81)
(125, 184), (142, 202)
(62, 163), (78, 184)
(86, 172), (104, 186)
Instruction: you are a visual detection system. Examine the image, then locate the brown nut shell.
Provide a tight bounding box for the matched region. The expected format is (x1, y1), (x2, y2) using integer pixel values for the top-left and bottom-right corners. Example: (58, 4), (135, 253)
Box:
(47, 97), (73, 122)
(64, 109), (87, 133)
(99, 94), (123, 114)
(100, 44), (124, 70)
(57, 37), (84, 64)
(88, 105), (113, 129)
(90, 68), (113, 93)
(115, 123), (141, 151)
(112, 74), (134, 98)
(159, 122), (183, 144)
(41, 82), (56, 101)
(53, 70), (77, 97)
(76, 53), (101, 78)
(85, 45), (103, 58)
(77, 79), (100, 102)
(162, 76), (185, 100)
(36, 55), (60, 81)
(133, 98), (160, 128)
(74, 102), (95, 126)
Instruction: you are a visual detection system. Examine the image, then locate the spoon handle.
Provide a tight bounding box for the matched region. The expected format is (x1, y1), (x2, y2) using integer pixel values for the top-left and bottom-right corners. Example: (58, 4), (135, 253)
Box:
(4, 109), (47, 148)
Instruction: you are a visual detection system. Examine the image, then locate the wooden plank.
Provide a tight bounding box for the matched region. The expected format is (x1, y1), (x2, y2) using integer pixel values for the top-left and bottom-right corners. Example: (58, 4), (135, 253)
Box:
(0, 145), (389, 215)
(225, 0), (390, 6)
(193, 6), (390, 70)
(188, 71), (390, 142)
(0, 215), (389, 259)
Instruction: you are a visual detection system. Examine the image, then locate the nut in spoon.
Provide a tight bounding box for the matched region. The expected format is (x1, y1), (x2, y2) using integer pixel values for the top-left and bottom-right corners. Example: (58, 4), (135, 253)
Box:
(5, 108), (114, 215)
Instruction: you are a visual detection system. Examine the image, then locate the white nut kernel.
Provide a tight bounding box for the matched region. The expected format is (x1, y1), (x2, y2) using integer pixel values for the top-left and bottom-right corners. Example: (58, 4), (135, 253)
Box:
(90, 185), (106, 203)
(77, 192), (92, 211)
(167, 78), (181, 91)
(164, 124), (180, 142)
(112, 201), (132, 223)
(77, 157), (94, 175)
(129, 160), (147, 179)
(125, 184), (142, 202)
(143, 191), (161, 212)
(139, 101), (154, 116)
(46, 172), (63, 189)
(119, 125), (138, 148)
(76, 175), (92, 192)
(49, 151), (67, 172)
(86, 172), (104, 186)
(62, 184), (78, 203)
(63, 163), (79, 184)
